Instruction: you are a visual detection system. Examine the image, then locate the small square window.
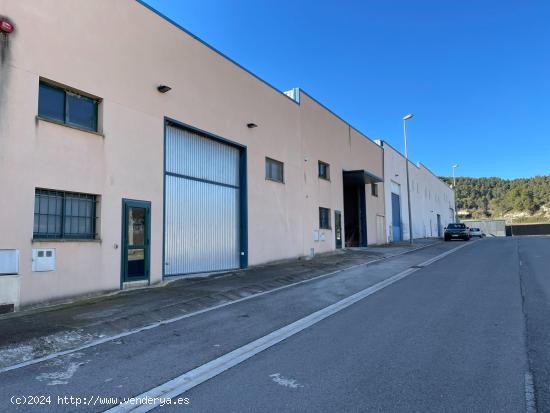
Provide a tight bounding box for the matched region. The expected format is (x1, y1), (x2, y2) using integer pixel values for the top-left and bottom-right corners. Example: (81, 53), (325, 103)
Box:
(33, 188), (97, 240)
(319, 207), (331, 229)
(371, 183), (379, 197)
(38, 80), (99, 132)
(265, 157), (284, 183)
(318, 161), (330, 180)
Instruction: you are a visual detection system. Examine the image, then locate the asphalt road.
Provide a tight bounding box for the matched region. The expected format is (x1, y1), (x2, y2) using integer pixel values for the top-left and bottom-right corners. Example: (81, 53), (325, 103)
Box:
(168, 237), (531, 413)
(519, 237), (550, 411)
(1, 237), (549, 413)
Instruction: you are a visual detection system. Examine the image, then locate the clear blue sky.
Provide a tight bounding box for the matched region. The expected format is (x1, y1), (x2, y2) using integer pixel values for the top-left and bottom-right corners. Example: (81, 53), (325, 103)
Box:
(143, 0), (549, 179)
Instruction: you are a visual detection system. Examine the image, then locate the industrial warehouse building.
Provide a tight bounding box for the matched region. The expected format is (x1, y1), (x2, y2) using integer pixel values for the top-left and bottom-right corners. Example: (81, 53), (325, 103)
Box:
(0, 0), (394, 310)
(376, 141), (456, 241)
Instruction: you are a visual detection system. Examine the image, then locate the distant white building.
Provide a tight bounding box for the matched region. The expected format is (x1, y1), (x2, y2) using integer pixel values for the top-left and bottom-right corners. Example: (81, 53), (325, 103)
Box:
(376, 140), (455, 242)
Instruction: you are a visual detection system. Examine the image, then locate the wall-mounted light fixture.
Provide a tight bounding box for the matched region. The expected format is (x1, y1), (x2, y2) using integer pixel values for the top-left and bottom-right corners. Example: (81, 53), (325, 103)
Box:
(157, 85), (171, 93)
(247, 123), (258, 129)
(0, 19), (14, 33)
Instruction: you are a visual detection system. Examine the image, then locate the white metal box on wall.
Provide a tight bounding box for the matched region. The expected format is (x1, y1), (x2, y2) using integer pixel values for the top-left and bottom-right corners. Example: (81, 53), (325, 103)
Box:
(32, 248), (56, 272)
(0, 249), (21, 312)
(0, 249), (20, 274)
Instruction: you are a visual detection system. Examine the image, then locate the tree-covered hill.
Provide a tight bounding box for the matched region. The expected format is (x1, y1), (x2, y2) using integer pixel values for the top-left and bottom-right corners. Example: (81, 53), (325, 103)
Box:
(439, 175), (550, 222)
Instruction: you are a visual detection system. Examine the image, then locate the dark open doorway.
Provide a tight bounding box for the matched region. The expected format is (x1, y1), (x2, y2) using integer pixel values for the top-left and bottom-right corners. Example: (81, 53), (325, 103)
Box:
(343, 171), (367, 247)
(342, 170), (383, 248)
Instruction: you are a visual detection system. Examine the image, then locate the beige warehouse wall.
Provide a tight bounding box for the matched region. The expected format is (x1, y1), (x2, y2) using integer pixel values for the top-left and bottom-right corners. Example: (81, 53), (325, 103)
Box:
(0, 0), (386, 307)
(348, 127), (386, 245)
(299, 92), (385, 251)
(0, 0), (304, 305)
(0, 53), (166, 305)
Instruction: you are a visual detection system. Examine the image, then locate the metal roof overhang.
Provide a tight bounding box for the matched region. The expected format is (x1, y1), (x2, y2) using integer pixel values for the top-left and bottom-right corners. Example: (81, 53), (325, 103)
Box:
(343, 170), (383, 186)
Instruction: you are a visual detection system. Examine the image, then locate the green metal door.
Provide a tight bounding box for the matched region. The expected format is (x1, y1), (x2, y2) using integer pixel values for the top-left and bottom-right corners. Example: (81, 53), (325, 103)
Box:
(121, 199), (150, 283)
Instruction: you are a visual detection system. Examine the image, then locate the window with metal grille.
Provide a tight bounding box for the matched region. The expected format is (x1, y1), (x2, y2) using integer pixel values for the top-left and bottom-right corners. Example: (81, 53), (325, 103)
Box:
(371, 183), (379, 197)
(265, 157), (284, 183)
(33, 189), (97, 239)
(38, 80), (99, 132)
(318, 161), (330, 180)
(319, 207), (331, 229)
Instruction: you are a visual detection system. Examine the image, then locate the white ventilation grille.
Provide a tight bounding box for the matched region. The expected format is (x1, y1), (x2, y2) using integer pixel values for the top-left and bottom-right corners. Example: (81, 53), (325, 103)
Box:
(283, 88), (300, 103)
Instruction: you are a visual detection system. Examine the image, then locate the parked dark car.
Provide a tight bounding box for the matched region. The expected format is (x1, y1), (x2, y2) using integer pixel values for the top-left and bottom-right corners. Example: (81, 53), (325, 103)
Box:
(444, 223), (471, 241)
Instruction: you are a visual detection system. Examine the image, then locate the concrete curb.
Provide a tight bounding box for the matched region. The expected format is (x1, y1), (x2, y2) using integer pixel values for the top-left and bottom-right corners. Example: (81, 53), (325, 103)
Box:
(0, 240), (441, 320)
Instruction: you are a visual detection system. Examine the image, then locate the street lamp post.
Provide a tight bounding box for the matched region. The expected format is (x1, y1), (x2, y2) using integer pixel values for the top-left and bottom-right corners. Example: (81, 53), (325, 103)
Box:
(452, 164), (459, 222)
(403, 114), (414, 244)
(452, 164), (459, 187)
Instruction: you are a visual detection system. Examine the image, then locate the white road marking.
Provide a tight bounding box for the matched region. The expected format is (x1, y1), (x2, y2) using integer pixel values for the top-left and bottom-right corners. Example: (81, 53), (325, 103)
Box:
(35, 353), (87, 386)
(37, 363), (81, 386)
(524, 372), (537, 413)
(103, 242), (472, 413)
(0, 241), (442, 374)
(269, 373), (303, 389)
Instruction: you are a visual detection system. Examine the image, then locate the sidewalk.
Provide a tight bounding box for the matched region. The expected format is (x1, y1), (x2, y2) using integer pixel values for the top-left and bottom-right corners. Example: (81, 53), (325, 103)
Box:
(0, 239), (438, 371)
